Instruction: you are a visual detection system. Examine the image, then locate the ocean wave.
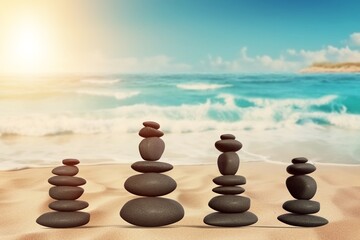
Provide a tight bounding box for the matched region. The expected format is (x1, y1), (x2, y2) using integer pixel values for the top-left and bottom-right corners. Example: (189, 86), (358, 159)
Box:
(1, 94), (359, 137)
(76, 89), (139, 100)
(80, 78), (121, 85)
(176, 83), (232, 90)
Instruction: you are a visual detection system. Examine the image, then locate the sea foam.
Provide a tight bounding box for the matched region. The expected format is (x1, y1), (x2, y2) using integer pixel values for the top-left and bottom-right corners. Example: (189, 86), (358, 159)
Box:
(176, 83), (231, 90)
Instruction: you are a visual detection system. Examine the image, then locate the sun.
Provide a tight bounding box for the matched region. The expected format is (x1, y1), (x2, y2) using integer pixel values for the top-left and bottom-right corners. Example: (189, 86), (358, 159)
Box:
(5, 16), (51, 74)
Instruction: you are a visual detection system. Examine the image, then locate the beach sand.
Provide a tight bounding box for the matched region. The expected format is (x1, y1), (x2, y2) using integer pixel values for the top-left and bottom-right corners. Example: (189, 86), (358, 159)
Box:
(0, 162), (359, 240)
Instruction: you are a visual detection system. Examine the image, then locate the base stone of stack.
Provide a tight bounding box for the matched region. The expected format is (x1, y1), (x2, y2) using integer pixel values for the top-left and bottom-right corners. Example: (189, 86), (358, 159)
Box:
(204, 212), (258, 227)
(36, 212), (90, 228)
(277, 213), (328, 227)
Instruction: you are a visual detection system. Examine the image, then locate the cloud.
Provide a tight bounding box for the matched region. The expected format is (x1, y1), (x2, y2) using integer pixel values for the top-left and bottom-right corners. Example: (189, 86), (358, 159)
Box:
(350, 32), (360, 46)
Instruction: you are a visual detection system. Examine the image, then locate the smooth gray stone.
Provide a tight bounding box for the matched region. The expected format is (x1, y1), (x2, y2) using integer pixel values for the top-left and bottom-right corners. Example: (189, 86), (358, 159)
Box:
(220, 134), (236, 140)
(139, 137), (165, 161)
(36, 212), (90, 228)
(278, 213), (328, 227)
(48, 176), (86, 186)
(124, 173), (176, 196)
(212, 186), (245, 195)
(213, 175), (246, 186)
(143, 121), (160, 129)
(139, 127), (164, 138)
(286, 175), (317, 200)
(131, 161), (173, 173)
(283, 200), (320, 214)
(209, 196), (250, 213)
(49, 200), (89, 211)
(49, 186), (84, 200)
(203, 212), (258, 227)
(287, 163), (316, 175)
(217, 152), (240, 175)
(52, 166), (79, 176)
(120, 197), (184, 227)
(292, 157), (308, 164)
(62, 159), (80, 166)
(215, 139), (242, 152)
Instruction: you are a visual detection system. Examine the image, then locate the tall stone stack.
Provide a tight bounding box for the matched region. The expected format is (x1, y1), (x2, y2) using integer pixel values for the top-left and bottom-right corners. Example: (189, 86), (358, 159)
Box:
(36, 159), (90, 228)
(278, 157), (328, 227)
(120, 121), (184, 227)
(204, 134), (258, 227)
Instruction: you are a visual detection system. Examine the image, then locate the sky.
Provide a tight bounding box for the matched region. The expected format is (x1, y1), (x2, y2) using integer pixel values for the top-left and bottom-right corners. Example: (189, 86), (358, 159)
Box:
(0, 0), (360, 74)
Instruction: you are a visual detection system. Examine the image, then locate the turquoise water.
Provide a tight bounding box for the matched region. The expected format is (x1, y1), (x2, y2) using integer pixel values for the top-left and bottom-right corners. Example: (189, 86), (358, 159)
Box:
(0, 74), (359, 168)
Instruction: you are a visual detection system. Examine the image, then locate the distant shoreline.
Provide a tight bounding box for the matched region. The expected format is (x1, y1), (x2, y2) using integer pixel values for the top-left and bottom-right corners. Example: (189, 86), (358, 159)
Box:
(301, 62), (360, 73)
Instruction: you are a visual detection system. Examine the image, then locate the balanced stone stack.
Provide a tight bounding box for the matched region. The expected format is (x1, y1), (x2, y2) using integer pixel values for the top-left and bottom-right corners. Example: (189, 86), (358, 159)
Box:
(278, 157), (328, 227)
(204, 134), (258, 227)
(120, 121), (184, 227)
(36, 159), (90, 228)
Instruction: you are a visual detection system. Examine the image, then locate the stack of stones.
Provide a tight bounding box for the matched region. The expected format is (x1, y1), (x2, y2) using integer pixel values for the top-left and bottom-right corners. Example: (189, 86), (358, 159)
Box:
(203, 134), (258, 227)
(36, 159), (90, 228)
(120, 121), (184, 227)
(278, 157), (328, 227)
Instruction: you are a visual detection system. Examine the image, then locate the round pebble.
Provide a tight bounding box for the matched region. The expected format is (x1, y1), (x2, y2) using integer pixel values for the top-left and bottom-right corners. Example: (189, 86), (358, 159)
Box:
(287, 163), (316, 175)
(217, 152), (239, 175)
(62, 159), (80, 166)
(48, 176), (86, 186)
(139, 137), (165, 161)
(292, 157), (308, 164)
(49, 200), (89, 212)
(139, 127), (164, 138)
(209, 196), (250, 213)
(212, 186), (245, 195)
(120, 197), (184, 227)
(204, 212), (258, 227)
(286, 175), (317, 200)
(143, 121), (160, 129)
(213, 175), (246, 186)
(283, 200), (320, 214)
(52, 166), (79, 176)
(36, 212), (90, 228)
(278, 213), (328, 227)
(124, 173), (176, 196)
(131, 161), (173, 173)
(49, 186), (84, 200)
(215, 139), (242, 152)
(220, 134), (236, 140)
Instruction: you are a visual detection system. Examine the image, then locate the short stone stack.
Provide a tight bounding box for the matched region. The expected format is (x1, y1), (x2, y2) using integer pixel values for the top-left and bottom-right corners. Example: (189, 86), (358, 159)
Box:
(36, 159), (90, 228)
(120, 121), (184, 227)
(204, 134), (258, 227)
(278, 157), (328, 227)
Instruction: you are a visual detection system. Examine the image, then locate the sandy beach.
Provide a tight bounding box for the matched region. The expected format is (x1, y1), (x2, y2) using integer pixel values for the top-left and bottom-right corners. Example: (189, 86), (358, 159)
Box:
(1, 162), (359, 240)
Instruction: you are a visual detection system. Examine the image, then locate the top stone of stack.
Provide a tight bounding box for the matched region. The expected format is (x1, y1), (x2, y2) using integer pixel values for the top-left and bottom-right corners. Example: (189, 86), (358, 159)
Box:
(62, 159), (80, 166)
(143, 121), (160, 129)
(215, 134), (242, 152)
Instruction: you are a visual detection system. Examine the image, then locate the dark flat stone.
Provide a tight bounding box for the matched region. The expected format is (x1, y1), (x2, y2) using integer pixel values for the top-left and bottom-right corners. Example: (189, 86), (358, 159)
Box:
(278, 213), (328, 227)
(131, 161), (173, 173)
(209, 196), (250, 213)
(49, 200), (89, 211)
(292, 157), (308, 164)
(139, 137), (165, 161)
(220, 134), (236, 140)
(36, 212), (90, 228)
(62, 159), (80, 166)
(287, 163), (316, 175)
(52, 166), (79, 176)
(203, 212), (258, 227)
(215, 139), (242, 152)
(120, 197), (184, 227)
(139, 127), (164, 138)
(49, 186), (84, 200)
(286, 175), (317, 200)
(283, 200), (320, 214)
(124, 173), (176, 196)
(213, 175), (246, 186)
(212, 186), (245, 195)
(217, 152), (239, 175)
(143, 121), (160, 129)
(48, 176), (86, 186)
